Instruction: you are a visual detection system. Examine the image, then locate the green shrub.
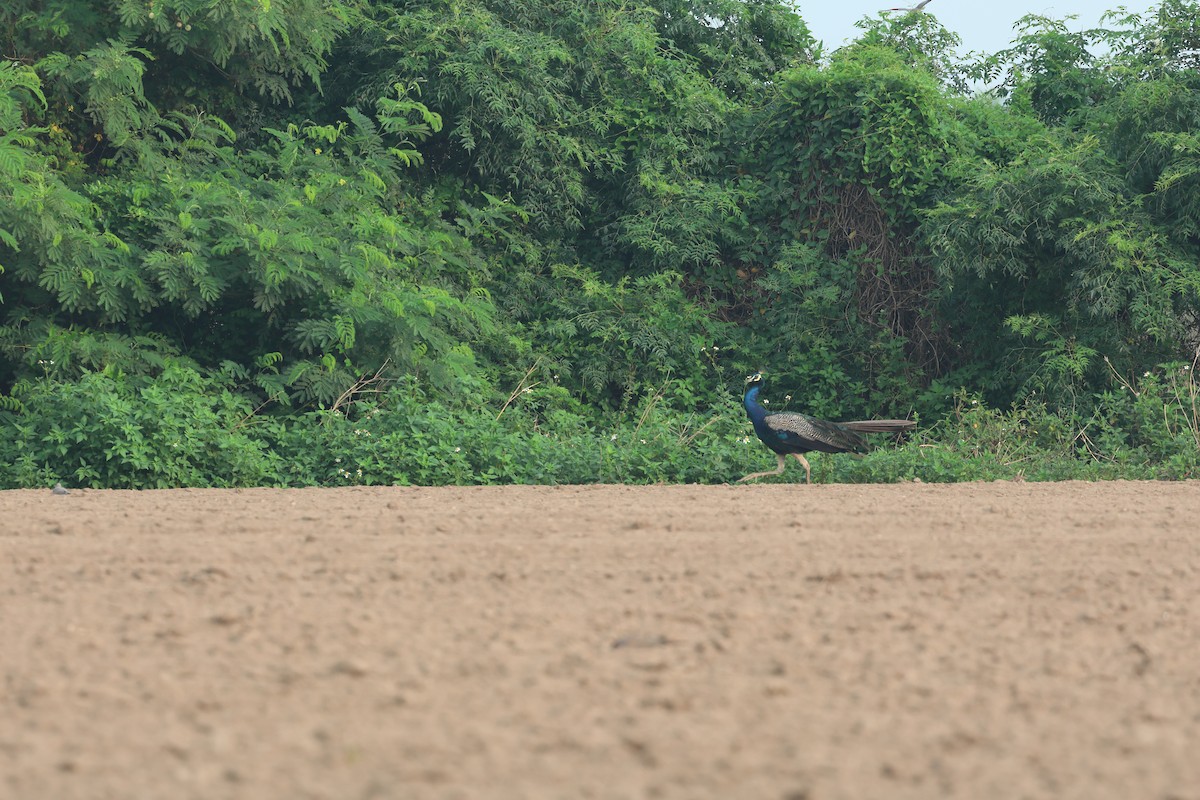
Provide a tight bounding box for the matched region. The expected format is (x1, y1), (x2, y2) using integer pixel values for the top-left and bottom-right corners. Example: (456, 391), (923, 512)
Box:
(0, 363), (278, 488)
(264, 384), (764, 486)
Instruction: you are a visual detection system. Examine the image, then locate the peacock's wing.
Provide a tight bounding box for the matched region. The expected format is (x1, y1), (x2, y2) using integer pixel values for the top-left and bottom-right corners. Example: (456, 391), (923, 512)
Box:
(763, 411), (869, 455)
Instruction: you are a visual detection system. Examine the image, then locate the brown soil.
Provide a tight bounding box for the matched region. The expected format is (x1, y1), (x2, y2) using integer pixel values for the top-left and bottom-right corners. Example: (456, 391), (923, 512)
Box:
(3, 482), (1199, 800)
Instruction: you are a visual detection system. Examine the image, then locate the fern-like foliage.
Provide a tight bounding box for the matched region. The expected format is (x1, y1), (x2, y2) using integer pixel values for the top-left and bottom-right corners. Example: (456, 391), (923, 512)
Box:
(40, 40), (156, 146)
(510, 264), (729, 408)
(2, 78), (511, 409)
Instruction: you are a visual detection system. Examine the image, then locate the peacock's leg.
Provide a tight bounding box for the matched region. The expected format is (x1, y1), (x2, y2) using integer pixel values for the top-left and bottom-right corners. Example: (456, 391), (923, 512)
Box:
(790, 453), (812, 484)
(737, 453), (788, 483)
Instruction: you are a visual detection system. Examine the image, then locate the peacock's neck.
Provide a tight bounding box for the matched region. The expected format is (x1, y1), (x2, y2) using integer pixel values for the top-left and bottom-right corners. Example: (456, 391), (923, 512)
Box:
(743, 385), (768, 425)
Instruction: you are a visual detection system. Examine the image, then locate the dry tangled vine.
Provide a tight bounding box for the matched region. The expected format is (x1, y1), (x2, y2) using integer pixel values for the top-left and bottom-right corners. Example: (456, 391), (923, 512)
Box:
(820, 182), (948, 378)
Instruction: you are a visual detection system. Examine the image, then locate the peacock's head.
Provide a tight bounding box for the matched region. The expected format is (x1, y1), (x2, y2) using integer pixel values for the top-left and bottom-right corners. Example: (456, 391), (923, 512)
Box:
(745, 372), (764, 386)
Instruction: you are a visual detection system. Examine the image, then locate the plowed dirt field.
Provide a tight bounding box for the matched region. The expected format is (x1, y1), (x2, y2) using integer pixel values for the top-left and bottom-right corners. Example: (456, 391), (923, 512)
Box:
(3, 482), (1199, 799)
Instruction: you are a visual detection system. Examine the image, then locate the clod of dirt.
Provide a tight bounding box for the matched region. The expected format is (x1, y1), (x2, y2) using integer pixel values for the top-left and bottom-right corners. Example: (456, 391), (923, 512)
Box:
(611, 633), (672, 649)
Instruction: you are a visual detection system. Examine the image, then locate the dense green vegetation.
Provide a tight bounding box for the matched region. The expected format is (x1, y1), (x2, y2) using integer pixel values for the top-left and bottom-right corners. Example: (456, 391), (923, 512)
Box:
(3, 0), (1199, 487)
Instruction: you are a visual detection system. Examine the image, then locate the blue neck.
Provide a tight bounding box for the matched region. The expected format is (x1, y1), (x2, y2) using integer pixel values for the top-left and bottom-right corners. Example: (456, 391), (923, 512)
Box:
(743, 384), (769, 426)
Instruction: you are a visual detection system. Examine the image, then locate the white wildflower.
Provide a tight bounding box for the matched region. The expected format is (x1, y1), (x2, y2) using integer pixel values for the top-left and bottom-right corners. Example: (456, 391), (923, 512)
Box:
(454, 447), (461, 453)
(610, 434), (617, 441)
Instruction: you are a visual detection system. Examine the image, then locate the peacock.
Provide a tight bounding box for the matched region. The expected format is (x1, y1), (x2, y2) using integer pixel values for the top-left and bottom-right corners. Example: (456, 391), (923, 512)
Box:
(738, 372), (915, 483)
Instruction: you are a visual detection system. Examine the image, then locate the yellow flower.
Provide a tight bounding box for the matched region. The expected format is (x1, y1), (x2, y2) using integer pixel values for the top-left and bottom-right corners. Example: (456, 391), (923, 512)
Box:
(314, 147), (322, 155)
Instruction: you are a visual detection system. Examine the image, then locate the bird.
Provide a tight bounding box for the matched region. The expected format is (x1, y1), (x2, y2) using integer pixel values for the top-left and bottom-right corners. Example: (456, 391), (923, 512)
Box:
(52, 482), (70, 495)
(737, 372), (915, 484)
(886, 0), (934, 11)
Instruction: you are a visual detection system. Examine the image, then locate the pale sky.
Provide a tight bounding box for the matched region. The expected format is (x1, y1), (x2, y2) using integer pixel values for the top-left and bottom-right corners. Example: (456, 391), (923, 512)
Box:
(797, 1), (1162, 58)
